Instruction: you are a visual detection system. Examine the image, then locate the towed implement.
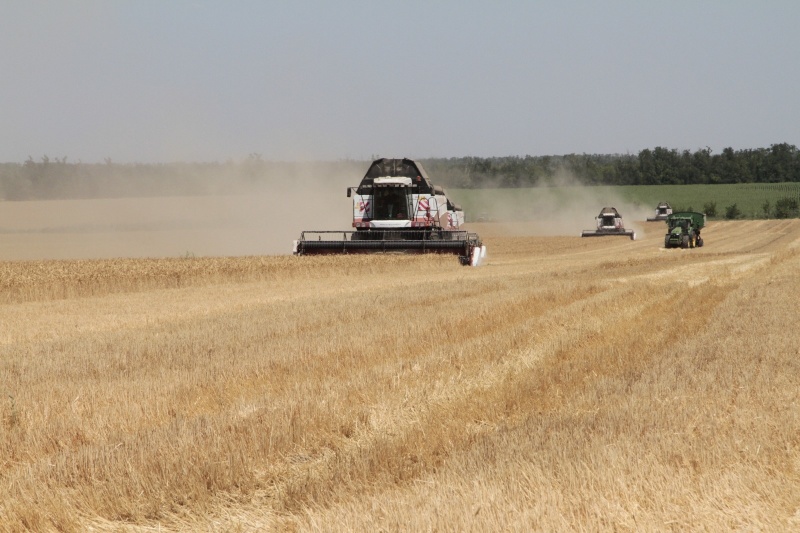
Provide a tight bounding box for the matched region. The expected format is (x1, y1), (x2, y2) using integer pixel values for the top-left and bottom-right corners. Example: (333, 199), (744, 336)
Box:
(581, 207), (636, 240)
(294, 158), (486, 266)
(664, 211), (705, 249)
(647, 201), (673, 221)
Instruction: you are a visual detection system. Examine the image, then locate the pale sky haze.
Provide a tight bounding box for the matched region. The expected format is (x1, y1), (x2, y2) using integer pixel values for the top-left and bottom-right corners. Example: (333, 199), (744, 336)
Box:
(1, 1), (798, 163)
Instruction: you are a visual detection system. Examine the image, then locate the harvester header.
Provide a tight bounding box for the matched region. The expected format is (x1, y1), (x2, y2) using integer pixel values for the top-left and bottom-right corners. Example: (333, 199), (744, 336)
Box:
(294, 158), (486, 266)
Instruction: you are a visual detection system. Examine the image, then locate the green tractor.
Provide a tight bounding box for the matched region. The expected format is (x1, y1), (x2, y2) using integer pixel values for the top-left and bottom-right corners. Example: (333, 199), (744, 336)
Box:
(664, 212), (706, 249)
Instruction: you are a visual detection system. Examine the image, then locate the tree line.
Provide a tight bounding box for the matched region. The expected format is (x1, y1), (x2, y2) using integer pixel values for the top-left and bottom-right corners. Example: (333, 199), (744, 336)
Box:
(421, 143), (800, 188)
(1, 144), (798, 200)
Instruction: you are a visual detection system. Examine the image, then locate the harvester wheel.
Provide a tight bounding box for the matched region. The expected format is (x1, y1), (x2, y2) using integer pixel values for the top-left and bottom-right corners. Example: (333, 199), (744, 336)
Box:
(697, 237), (704, 247)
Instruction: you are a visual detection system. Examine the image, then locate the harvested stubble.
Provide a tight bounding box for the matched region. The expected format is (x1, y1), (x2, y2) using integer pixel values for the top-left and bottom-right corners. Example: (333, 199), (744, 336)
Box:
(1, 220), (800, 531)
(0, 255), (416, 305)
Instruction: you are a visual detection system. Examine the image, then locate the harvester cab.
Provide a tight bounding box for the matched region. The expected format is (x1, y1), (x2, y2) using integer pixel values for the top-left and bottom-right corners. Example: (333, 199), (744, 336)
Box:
(581, 207), (636, 240)
(372, 180), (410, 221)
(295, 158), (486, 266)
(664, 212), (705, 249)
(647, 201), (673, 221)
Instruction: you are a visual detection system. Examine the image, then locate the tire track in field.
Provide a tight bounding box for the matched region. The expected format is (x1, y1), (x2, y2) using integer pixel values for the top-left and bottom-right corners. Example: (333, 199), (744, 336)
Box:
(702, 220), (800, 255)
(248, 223), (800, 525)
(199, 267), (741, 529)
(291, 245), (797, 530)
(7, 220), (800, 530)
(237, 273), (712, 520)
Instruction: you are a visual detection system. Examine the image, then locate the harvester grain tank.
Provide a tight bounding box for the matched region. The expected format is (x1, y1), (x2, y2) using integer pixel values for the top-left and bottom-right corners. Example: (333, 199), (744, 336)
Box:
(293, 158), (486, 266)
(664, 212), (705, 248)
(647, 201), (673, 221)
(581, 207), (636, 240)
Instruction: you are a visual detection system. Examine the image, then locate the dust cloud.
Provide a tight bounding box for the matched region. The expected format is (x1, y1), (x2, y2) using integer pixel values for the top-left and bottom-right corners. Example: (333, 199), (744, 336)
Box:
(0, 163), (359, 260)
(0, 164), (656, 261)
(460, 170), (652, 239)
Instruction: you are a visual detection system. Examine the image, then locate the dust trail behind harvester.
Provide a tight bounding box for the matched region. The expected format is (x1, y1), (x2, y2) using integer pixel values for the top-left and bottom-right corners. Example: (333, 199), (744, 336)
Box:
(0, 164), (650, 260)
(458, 171), (651, 239)
(0, 162), (360, 260)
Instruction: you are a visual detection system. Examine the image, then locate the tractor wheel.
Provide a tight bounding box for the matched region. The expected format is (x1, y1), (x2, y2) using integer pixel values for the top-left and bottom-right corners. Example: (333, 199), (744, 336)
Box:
(680, 234), (689, 249)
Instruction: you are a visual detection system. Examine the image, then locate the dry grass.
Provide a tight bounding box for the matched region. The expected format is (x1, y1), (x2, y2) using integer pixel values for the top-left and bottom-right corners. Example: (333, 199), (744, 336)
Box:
(1, 218), (799, 531)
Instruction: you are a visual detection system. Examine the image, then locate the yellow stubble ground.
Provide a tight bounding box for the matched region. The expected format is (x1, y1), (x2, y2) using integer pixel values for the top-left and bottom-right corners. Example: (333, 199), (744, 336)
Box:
(0, 217), (799, 531)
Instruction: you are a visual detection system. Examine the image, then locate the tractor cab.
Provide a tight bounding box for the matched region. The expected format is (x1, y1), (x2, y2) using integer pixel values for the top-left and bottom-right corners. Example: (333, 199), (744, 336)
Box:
(664, 212), (706, 249)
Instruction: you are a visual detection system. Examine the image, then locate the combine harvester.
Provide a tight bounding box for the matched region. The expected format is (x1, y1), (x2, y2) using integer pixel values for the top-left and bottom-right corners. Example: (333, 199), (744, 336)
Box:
(581, 207), (637, 240)
(293, 158), (486, 266)
(647, 201), (673, 221)
(663, 211), (705, 248)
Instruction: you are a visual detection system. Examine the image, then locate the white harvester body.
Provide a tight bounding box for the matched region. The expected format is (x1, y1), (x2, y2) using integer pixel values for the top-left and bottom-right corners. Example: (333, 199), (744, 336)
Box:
(647, 201), (673, 221)
(581, 207), (637, 240)
(294, 158), (483, 265)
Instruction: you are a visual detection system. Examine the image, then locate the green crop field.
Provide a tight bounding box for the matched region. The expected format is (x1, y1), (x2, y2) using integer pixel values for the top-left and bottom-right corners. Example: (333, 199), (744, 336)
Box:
(449, 182), (800, 221)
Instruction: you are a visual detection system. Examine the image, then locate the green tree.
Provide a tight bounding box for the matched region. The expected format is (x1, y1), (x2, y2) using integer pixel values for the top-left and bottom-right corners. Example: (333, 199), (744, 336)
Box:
(725, 203), (741, 219)
(774, 197), (799, 219)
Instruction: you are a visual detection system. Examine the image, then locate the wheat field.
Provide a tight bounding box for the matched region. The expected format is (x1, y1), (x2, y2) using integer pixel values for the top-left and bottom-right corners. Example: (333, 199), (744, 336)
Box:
(1, 215), (799, 531)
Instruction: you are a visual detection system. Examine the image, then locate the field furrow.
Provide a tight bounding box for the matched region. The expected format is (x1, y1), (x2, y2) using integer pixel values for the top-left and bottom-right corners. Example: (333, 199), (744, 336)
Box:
(0, 219), (798, 531)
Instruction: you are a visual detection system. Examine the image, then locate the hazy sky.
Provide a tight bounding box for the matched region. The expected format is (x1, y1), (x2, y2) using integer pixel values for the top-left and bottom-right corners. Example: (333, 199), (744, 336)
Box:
(2, 1), (798, 163)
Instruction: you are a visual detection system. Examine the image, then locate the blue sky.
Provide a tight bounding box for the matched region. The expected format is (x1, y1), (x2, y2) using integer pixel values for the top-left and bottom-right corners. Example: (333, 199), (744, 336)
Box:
(1, 1), (798, 163)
